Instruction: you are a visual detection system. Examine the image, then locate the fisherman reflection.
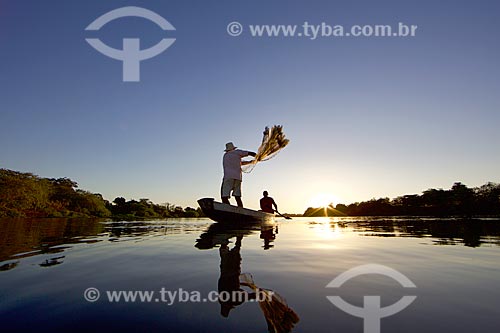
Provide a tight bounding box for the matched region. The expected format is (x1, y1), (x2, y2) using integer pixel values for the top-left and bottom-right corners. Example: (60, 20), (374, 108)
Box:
(217, 235), (299, 332)
(218, 235), (256, 317)
(195, 223), (299, 332)
(260, 225), (277, 250)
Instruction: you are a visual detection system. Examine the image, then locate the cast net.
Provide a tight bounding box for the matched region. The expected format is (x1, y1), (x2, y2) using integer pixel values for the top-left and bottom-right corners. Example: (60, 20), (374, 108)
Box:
(242, 125), (290, 173)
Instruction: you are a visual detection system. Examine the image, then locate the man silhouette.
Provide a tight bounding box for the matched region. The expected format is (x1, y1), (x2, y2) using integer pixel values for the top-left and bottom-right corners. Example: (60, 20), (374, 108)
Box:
(260, 191), (278, 214)
(221, 142), (256, 207)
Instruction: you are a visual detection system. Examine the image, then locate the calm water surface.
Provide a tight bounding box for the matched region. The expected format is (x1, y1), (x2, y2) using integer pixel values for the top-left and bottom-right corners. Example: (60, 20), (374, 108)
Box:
(1, 217), (500, 332)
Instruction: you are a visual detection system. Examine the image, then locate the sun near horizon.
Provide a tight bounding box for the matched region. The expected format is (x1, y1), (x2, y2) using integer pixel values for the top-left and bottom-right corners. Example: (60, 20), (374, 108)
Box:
(307, 193), (342, 209)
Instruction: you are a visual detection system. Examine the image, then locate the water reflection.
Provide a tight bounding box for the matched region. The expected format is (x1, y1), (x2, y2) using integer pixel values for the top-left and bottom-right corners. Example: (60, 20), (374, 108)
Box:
(39, 255), (65, 267)
(1, 217), (500, 332)
(2, 217), (499, 273)
(218, 235), (246, 317)
(241, 273), (300, 333)
(325, 218), (500, 247)
(0, 261), (19, 271)
(0, 218), (105, 262)
(261, 225), (277, 250)
(0, 218), (210, 270)
(195, 221), (277, 250)
(195, 221), (300, 332)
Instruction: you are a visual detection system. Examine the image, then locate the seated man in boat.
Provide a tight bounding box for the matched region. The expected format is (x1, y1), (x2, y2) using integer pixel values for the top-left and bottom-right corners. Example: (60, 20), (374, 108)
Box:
(221, 142), (256, 208)
(260, 191), (278, 214)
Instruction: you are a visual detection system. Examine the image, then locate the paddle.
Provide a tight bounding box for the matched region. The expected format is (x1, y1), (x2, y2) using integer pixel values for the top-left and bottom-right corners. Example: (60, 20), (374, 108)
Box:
(276, 210), (292, 220)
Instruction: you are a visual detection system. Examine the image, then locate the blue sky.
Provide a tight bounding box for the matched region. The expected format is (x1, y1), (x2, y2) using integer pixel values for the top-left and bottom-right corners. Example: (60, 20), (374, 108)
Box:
(1, 0), (499, 213)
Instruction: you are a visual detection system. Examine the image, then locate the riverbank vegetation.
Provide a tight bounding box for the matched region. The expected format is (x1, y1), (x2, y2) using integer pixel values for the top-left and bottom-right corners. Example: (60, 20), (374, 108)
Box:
(0, 169), (203, 218)
(2, 169), (498, 219)
(304, 182), (500, 217)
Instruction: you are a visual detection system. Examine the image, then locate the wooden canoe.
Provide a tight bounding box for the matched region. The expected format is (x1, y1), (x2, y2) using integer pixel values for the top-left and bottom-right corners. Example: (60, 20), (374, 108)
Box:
(197, 198), (274, 223)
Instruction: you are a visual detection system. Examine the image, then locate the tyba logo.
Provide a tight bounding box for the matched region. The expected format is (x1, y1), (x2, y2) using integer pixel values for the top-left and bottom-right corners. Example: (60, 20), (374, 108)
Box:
(326, 264), (417, 333)
(85, 6), (176, 82)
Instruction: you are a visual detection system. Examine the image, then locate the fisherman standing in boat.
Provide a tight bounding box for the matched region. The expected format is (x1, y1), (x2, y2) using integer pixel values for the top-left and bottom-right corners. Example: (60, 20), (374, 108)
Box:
(221, 142), (256, 208)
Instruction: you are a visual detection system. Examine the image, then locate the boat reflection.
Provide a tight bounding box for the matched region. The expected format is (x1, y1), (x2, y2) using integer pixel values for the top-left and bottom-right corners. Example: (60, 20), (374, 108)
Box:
(195, 221), (300, 332)
(195, 220), (277, 250)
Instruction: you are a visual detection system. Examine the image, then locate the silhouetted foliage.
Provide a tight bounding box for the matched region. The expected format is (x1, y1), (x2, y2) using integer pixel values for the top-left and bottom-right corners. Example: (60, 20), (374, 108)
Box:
(0, 169), (205, 219)
(0, 169), (110, 218)
(303, 204), (346, 217)
(107, 197), (203, 219)
(303, 182), (500, 217)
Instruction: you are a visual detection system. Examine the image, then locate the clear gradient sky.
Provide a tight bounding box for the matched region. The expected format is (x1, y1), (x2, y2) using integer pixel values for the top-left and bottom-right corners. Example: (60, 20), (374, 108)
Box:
(1, 0), (499, 213)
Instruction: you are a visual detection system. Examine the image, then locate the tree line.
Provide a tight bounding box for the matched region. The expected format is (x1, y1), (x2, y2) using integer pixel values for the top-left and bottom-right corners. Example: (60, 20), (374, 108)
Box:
(304, 182), (500, 217)
(0, 169), (203, 219)
(3, 168), (498, 218)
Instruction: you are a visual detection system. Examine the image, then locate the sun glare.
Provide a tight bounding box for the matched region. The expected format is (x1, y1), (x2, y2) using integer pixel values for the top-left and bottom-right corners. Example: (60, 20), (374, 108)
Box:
(313, 221), (343, 240)
(308, 193), (341, 208)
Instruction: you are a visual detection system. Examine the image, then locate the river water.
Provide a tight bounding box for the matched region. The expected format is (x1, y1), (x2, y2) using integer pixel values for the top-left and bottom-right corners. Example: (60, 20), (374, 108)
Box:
(1, 217), (499, 332)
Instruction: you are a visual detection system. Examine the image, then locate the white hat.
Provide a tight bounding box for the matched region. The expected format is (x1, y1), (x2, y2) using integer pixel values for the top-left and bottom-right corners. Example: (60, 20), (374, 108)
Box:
(225, 142), (237, 151)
